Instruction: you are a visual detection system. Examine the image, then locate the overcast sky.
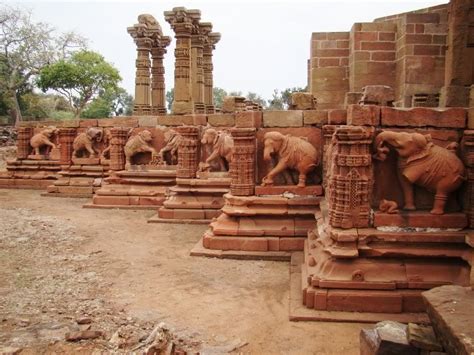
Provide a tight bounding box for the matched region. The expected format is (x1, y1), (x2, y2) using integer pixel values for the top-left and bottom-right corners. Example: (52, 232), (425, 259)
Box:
(7, 0), (446, 99)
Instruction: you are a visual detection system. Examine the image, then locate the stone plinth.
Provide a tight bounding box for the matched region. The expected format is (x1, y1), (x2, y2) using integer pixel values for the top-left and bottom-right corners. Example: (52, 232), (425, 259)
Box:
(150, 172), (231, 223)
(192, 187), (321, 260)
(0, 158), (61, 190)
(84, 166), (177, 209)
(44, 161), (110, 198)
(295, 205), (472, 321)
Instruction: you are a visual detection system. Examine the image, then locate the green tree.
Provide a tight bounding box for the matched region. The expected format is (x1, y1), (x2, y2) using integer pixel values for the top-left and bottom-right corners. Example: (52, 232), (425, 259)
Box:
(37, 50), (121, 118)
(246, 92), (267, 109)
(212, 87), (227, 109)
(166, 88), (174, 112)
(267, 89), (284, 110)
(81, 87), (133, 118)
(0, 5), (86, 125)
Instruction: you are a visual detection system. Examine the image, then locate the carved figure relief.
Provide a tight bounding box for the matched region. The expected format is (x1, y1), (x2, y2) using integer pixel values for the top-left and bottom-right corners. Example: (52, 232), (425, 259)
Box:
(30, 127), (58, 156)
(124, 130), (157, 168)
(100, 129), (112, 160)
(374, 131), (466, 215)
(158, 129), (182, 165)
(199, 128), (233, 171)
(72, 128), (103, 158)
(379, 199), (399, 214)
(261, 131), (319, 188)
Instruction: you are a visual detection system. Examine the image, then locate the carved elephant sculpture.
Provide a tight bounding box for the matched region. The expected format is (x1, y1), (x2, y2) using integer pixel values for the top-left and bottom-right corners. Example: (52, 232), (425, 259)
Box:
(261, 131), (319, 188)
(30, 127), (58, 156)
(100, 129), (112, 160)
(200, 128), (233, 171)
(374, 130), (466, 215)
(158, 129), (182, 165)
(72, 127), (103, 158)
(124, 130), (157, 169)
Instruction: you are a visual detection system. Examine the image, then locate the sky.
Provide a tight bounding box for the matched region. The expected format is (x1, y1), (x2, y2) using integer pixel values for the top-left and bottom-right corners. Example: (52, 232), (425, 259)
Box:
(5, 0), (446, 100)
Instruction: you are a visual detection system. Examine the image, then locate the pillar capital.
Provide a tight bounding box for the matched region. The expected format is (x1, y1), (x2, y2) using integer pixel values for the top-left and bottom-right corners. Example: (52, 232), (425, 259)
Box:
(164, 7), (201, 37)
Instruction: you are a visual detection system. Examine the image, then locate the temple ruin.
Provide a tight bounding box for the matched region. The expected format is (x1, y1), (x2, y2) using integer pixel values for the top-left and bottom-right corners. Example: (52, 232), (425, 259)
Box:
(0, 1), (473, 353)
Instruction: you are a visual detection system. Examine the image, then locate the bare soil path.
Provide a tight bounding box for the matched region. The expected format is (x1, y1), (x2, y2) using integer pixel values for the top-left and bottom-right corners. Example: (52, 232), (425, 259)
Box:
(0, 188), (366, 354)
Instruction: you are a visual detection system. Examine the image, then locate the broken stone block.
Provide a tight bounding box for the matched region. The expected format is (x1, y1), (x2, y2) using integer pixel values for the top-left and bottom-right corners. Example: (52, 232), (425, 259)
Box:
(65, 330), (104, 341)
(289, 92), (317, 110)
(221, 96), (246, 113)
(360, 321), (420, 355)
(408, 323), (443, 352)
(359, 85), (395, 106)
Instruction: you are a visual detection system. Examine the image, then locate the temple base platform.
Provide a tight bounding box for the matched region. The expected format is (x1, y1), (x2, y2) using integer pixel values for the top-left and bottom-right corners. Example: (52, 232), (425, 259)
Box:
(0, 158), (61, 189)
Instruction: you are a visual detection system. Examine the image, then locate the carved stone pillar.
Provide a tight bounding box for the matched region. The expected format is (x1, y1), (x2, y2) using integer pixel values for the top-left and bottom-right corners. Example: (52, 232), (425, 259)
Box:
(439, 0), (473, 107)
(165, 7), (201, 115)
(17, 127), (34, 159)
(327, 126), (373, 229)
(176, 126), (200, 178)
(322, 125), (338, 189)
(203, 32), (221, 114)
(58, 128), (76, 165)
(230, 128), (256, 196)
(109, 128), (129, 171)
(151, 36), (171, 115)
(463, 130), (474, 228)
(191, 23), (207, 114)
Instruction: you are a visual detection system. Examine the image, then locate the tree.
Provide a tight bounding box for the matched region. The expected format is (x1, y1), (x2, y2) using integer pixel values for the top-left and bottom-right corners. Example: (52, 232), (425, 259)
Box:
(0, 5), (86, 125)
(212, 87), (227, 109)
(166, 88), (174, 112)
(267, 89), (285, 110)
(246, 92), (267, 109)
(81, 87), (133, 118)
(37, 50), (121, 118)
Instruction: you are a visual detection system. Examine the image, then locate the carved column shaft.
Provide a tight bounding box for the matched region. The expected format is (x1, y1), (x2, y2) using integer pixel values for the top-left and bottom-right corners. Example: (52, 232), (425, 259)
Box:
(203, 46), (213, 113)
(17, 127), (34, 159)
(151, 44), (168, 115)
(327, 126), (373, 229)
(462, 130), (474, 228)
(58, 128), (77, 165)
(191, 32), (205, 113)
(230, 128), (256, 196)
(109, 128), (129, 171)
(133, 38), (153, 115)
(176, 126), (200, 178)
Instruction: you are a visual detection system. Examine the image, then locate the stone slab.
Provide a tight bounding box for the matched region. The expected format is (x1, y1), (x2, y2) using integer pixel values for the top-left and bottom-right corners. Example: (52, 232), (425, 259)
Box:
(422, 286), (474, 355)
(190, 236), (292, 261)
(373, 212), (468, 229)
(288, 252), (430, 323)
(381, 107), (467, 128)
(263, 111), (303, 127)
(147, 216), (211, 224)
(83, 203), (157, 210)
(255, 185), (323, 196)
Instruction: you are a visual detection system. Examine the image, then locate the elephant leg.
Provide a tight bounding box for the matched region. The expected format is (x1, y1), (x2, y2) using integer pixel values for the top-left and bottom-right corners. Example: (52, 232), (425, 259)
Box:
(398, 171), (416, 210)
(86, 144), (96, 158)
(35, 147), (40, 155)
(262, 160), (287, 186)
(431, 192), (448, 215)
(297, 172), (307, 188)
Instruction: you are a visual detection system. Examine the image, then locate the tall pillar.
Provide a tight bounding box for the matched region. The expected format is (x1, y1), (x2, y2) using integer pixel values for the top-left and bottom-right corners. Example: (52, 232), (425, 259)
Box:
(230, 128), (256, 196)
(109, 128), (129, 171)
(165, 7), (201, 115)
(439, 0), (474, 107)
(151, 36), (171, 115)
(203, 32), (221, 114)
(58, 128), (76, 165)
(327, 126), (373, 229)
(176, 126), (200, 178)
(463, 130), (474, 228)
(17, 127), (34, 159)
(191, 22), (207, 114)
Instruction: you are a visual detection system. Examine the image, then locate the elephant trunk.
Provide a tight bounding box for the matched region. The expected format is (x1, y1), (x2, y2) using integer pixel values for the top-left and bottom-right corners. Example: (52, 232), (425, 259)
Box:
(373, 131), (392, 161)
(263, 147), (273, 161)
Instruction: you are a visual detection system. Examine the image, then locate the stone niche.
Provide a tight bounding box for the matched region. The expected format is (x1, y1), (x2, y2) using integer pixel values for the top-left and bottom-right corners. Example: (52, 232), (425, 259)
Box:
(256, 127), (323, 187)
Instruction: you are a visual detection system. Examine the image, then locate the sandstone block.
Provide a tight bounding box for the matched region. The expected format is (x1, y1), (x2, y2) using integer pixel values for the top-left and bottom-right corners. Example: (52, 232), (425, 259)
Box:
(360, 321), (419, 355)
(157, 115), (194, 126)
(380, 107), (467, 128)
(407, 323), (443, 351)
(327, 109), (347, 124)
(289, 92), (317, 110)
(138, 116), (158, 127)
(303, 110), (328, 126)
(192, 114), (207, 126)
(79, 119), (98, 128)
(347, 104), (380, 126)
(98, 117), (138, 127)
(235, 111), (262, 128)
(61, 120), (80, 128)
(263, 111), (303, 127)
(208, 113), (235, 127)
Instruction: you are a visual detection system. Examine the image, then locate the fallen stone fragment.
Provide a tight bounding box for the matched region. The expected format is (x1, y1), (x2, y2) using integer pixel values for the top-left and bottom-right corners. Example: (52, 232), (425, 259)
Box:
(76, 317), (92, 325)
(65, 330), (104, 342)
(0, 347), (22, 355)
(408, 323), (443, 351)
(360, 321), (419, 355)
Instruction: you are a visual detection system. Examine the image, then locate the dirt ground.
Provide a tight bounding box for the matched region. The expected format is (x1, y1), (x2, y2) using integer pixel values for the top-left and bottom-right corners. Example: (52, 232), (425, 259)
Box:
(0, 188), (367, 354)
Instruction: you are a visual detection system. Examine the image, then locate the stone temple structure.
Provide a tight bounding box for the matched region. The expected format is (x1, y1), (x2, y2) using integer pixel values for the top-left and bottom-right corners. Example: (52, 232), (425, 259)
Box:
(0, 3), (473, 347)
